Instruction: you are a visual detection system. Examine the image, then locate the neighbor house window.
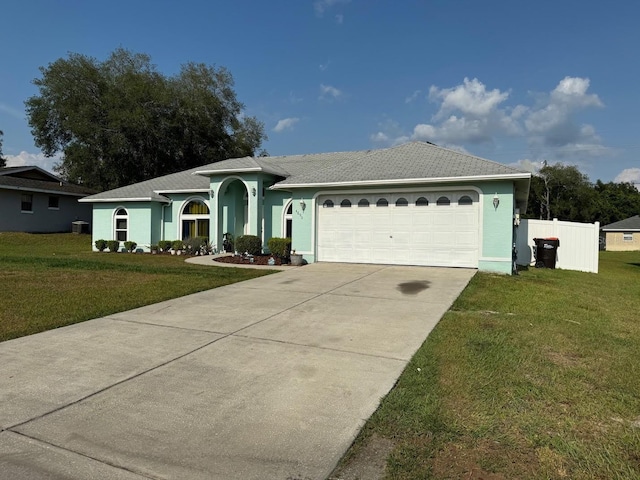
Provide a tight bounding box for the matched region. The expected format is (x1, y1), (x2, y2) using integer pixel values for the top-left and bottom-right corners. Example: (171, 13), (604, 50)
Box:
(181, 199), (210, 240)
(48, 196), (60, 209)
(623, 232), (633, 242)
(114, 208), (128, 241)
(21, 194), (33, 212)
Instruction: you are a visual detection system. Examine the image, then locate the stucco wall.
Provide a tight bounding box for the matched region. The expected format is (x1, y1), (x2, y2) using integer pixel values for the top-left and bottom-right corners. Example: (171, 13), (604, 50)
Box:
(0, 189), (92, 233)
(605, 232), (640, 251)
(477, 181), (515, 274)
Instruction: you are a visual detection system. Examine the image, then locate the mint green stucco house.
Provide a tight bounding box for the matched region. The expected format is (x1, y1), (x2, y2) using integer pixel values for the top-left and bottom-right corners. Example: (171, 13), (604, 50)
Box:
(80, 142), (530, 274)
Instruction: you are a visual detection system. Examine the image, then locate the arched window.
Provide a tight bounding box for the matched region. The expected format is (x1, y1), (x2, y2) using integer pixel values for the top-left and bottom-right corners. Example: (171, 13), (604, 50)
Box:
(181, 199), (210, 240)
(376, 198), (389, 207)
(114, 208), (128, 242)
(358, 199), (370, 207)
(436, 196), (450, 206)
(340, 199), (352, 208)
(283, 201), (293, 238)
(323, 199), (334, 208)
(395, 197), (408, 207)
(458, 195), (473, 205)
(416, 197), (429, 206)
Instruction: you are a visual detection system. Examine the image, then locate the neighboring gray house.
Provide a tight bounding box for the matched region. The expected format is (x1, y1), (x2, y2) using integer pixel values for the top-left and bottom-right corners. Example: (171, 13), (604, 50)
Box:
(0, 166), (95, 233)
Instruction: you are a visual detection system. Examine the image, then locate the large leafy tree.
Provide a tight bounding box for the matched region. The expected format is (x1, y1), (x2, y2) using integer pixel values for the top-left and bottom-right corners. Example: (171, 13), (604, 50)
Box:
(0, 130), (6, 168)
(25, 48), (266, 191)
(526, 163), (640, 224)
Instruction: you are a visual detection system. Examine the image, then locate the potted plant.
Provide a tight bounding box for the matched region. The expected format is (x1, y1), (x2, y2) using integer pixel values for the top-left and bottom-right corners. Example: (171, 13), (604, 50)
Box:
(290, 249), (303, 266)
(150, 244), (159, 254)
(171, 240), (184, 255)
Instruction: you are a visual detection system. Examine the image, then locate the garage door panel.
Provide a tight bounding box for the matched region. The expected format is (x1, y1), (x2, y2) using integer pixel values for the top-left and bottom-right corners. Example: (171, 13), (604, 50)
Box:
(317, 194), (478, 268)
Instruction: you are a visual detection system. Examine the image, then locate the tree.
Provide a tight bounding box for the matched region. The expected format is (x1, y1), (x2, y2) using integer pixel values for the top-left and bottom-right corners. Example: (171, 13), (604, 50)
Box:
(25, 48), (266, 191)
(0, 130), (6, 168)
(593, 180), (640, 225)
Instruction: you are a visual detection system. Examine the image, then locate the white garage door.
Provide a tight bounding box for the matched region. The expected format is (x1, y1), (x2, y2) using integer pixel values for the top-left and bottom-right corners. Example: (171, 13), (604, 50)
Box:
(316, 191), (479, 268)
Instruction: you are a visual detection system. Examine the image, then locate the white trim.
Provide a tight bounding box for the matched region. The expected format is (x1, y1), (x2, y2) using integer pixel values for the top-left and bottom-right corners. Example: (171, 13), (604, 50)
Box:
(2, 185), (88, 197)
(21, 210), (34, 214)
(312, 185), (485, 266)
(194, 167), (261, 176)
(271, 173), (530, 190)
(178, 196), (211, 240)
(113, 206), (129, 242)
(602, 228), (640, 232)
(80, 196), (170, 203)
(282, 199), (293, 238)
(154, 189), (209, 194)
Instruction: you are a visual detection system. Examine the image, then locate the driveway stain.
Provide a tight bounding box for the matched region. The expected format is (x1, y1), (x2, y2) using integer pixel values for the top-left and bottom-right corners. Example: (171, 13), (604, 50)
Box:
(397, 280), (430, 295)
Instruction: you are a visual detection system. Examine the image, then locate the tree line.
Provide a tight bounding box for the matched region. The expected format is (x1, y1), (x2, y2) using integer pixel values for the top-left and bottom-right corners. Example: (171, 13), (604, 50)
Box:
(526, 164), (640, 226)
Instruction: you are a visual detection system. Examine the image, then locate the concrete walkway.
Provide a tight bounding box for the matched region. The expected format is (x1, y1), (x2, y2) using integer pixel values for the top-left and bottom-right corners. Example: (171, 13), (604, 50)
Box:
(0, 263), (475, 480)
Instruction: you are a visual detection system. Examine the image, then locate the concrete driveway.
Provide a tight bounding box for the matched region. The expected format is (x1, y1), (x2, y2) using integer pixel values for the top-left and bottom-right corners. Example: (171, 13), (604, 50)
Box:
(0, 263), (475, 480)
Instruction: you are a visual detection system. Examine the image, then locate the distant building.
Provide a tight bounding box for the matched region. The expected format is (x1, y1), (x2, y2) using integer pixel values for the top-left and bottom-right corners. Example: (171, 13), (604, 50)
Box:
(0, 166), (95, 233)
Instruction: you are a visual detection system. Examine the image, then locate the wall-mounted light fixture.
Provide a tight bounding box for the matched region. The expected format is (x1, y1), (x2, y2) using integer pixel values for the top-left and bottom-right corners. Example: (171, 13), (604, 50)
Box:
(210, 189), (215, 198)
(299, 199), (306, 212)
(251, 187), (256, 197)
(493, 193), (500, 210)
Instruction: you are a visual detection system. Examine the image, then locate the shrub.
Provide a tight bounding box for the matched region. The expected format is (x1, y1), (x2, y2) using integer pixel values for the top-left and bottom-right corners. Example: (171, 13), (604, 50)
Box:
(171, 240), (184, 251)
(123, 241), (137, 252)
(94, 239), (107, 252)
(107, 240), (120, 252)
(158, 240), (172, 252)
(235, 235), (262, 255)
(267, 237), (291, 258)
(183, 236), (207, 254)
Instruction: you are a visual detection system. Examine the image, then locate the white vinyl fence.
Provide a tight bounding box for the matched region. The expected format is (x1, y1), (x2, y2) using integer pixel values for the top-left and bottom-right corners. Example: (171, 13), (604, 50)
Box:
(515, 218), (600, 273)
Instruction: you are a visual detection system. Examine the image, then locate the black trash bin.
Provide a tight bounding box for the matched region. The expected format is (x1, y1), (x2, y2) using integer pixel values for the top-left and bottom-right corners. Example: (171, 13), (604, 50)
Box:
(533, 237), (560, 268)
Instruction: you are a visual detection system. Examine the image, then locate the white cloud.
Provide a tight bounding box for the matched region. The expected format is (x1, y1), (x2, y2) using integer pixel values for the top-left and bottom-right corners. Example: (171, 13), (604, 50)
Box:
(614, 168), (640, 189)
(319, 60), (330, 72)
(370, 132), (389, 142)
(5, 151), (59, 173)
(429, 78), (510, 118)
(273, 117), (300, 133)
(319, 84), (343, 100)
(509, 159), (544, 174)
(405, 90), (422, 104)
(314, 0), (350, 16)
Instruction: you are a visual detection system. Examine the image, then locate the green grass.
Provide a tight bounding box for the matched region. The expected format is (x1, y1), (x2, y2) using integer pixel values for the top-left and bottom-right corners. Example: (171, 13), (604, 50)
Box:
(0, 232), (274, 342)
(338, 251), (640, 479)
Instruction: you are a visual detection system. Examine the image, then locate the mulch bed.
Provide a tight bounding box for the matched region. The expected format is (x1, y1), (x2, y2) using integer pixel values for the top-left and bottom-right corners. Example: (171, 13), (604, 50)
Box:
(213, 254), (287, 266)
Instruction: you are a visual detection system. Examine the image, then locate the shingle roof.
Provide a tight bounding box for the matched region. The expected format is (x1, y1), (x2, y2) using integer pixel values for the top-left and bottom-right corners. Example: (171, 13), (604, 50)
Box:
(82, 141), (529, 202)
(601, 215), (640, 231)
(0, 172), (95, 196)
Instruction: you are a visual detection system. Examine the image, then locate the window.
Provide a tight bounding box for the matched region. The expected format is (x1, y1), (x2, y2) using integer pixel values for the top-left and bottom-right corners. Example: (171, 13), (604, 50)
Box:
(340, 199), (352, 208)
(114, 208), (128, 241)
(415, 197), (429, 206)
(436, 196), (450, 206)
(458, 195), (473, 205)
(283, 201), (293, 239)
(21, 194), (33, 212)
(376, 198), (389, 207)
(358, 199), (370, 207)
(48, 196), (60, 209)
(323, 199), (334, 208)
(181, 199), (210, 240)
(623, 232), (633, 242)
(395, 197), (408, 207)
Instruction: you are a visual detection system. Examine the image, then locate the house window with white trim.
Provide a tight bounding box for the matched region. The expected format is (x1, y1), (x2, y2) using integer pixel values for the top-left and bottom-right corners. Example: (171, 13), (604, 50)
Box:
(181, 199), (210, 240)
(114, 208), (128, 241)
(283, 202), (293, 239)
(21, 194), (33, 212)
(623, 232), (633, 242)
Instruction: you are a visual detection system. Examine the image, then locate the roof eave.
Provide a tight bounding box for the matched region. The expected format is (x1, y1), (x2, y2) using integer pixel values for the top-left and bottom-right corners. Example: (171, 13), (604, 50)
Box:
(79, 196), (171, 203)
(0, 184), (90, 197)
(271, 173), (531, 190)
(193, 167), (262, 176)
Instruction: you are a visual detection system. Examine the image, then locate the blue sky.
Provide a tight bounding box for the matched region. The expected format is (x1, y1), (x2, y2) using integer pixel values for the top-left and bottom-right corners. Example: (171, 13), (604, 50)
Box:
(1, 0), (639, 186)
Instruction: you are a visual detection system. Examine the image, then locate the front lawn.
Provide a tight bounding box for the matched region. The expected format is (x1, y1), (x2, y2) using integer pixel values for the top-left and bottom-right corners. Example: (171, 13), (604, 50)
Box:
(333, 251), (640, 479)
(0, 233), (273, 342)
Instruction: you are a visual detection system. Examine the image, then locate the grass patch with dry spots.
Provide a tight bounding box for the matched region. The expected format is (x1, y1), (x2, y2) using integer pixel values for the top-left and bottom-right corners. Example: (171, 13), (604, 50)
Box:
(333, 251), (640, 479)
(0, 233), (273, 341)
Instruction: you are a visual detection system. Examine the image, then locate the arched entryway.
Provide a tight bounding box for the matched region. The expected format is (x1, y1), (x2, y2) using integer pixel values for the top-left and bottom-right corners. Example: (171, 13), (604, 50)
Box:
(217, 177), (249, 250)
